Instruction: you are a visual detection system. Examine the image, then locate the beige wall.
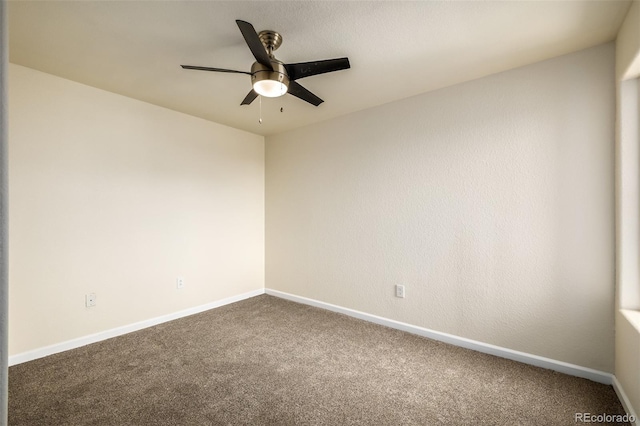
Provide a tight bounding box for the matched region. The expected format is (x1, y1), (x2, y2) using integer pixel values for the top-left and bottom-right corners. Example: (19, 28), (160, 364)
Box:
(615, 0), (640, 417)
(8, 64), (265, 355)
(616, 0), (640, 81)
(617, 76), (640, 312)
(266, 43), (615, 372)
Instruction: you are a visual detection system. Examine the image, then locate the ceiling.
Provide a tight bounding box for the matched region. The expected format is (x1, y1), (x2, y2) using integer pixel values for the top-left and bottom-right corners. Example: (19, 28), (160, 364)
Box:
(8, 1), (632, 136)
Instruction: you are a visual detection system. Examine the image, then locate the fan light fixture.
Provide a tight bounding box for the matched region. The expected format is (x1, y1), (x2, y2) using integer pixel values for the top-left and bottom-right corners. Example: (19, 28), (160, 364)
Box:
(253, 79), (287, 97)
(251, 61), (289, 98)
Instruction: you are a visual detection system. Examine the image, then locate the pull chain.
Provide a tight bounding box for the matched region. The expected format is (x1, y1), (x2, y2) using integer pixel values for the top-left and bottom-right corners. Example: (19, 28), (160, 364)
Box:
(258, 95), (262, 124)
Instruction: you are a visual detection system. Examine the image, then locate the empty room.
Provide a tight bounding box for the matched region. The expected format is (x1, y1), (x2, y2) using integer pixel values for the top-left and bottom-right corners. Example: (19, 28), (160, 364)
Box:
(2, 0), (640, 424)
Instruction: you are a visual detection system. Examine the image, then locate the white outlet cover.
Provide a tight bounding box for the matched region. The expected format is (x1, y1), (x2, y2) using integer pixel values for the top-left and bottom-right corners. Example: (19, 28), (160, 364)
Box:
(85, 293), (96, 307)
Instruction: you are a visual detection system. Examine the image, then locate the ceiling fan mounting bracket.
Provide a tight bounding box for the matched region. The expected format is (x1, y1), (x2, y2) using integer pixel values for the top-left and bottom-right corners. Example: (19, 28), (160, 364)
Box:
(258, 30), (283, 54)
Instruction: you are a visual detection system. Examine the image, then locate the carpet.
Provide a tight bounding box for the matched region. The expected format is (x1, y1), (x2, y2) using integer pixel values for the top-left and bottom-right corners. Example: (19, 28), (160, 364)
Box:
(9, 295), (630, 425)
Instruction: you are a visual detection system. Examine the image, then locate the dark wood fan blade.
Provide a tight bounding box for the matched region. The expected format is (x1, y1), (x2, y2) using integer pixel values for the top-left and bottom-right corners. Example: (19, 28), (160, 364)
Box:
(241, 90), (259, 106)
(287, 81), (323, 106)
(236, 20), (272, 69)
(284, 58), (350, 81)
(181, 65), (251, 75)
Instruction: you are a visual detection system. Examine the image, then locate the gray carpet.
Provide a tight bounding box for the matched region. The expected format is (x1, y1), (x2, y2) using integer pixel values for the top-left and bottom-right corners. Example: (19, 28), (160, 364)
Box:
(9, 295), (630, 425)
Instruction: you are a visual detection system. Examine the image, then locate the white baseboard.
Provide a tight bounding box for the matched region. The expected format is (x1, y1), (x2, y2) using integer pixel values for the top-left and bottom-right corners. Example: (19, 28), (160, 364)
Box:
(8, 287), (619, 388)
(9, 288), (265, 366)
(613, 376), (640, 425)
(265, 288), (614, 385)
(11, 286), (635, 418)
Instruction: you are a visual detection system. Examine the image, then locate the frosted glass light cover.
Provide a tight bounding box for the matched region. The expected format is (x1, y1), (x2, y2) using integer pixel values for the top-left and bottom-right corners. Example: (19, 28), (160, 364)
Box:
(253, 80), (288, 98)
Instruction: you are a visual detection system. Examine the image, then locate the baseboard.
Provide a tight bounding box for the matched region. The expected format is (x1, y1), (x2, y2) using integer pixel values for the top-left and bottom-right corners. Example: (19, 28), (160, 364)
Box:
(9, 287), (618, 387)
(612, 376), (640, 425)
(9, 288), (265, 366)
(10, 286), (631, 416)
(266, 288), (614, 385)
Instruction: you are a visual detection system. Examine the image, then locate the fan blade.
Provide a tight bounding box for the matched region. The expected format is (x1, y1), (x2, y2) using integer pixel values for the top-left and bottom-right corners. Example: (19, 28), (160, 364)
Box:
(241, 90), (259, 106)
(181, 65), (251, 75)
(287, 81), (323, 106)
(236, 20), (273, 69)
(285, 58), (350, 81)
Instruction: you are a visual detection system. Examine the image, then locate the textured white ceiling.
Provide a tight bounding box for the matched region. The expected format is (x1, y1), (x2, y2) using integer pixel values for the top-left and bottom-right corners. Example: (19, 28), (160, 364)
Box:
(8, 1), (632, 136)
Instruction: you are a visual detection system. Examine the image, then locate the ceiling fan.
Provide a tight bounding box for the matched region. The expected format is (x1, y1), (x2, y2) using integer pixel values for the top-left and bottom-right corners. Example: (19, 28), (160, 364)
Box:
(181, 20), (350, 107)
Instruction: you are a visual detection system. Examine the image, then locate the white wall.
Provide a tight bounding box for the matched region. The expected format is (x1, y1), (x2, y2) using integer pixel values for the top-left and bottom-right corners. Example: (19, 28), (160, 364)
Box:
(615, 0), (640, 418)
(617, 76), (640, 312)
(8, 64), (265, 356)
(617, 0), (640, 81)
(1, 0), (9, 421)
(616, 0), (640, 313)
(266, 43), (615, 372)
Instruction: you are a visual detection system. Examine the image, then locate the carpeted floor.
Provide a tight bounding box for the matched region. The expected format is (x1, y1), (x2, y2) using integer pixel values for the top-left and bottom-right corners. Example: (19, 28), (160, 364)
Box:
(9, 295), (630, 425)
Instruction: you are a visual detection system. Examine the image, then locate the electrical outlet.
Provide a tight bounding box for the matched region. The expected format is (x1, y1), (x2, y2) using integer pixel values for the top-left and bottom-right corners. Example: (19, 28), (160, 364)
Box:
(176, 277), (185, 290)
(86, 293), (96, 307)
(395, 285), (405, 298)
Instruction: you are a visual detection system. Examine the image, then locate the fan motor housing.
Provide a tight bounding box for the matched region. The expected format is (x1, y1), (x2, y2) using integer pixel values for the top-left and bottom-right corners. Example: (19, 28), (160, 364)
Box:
(251, 60), (290, 96)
